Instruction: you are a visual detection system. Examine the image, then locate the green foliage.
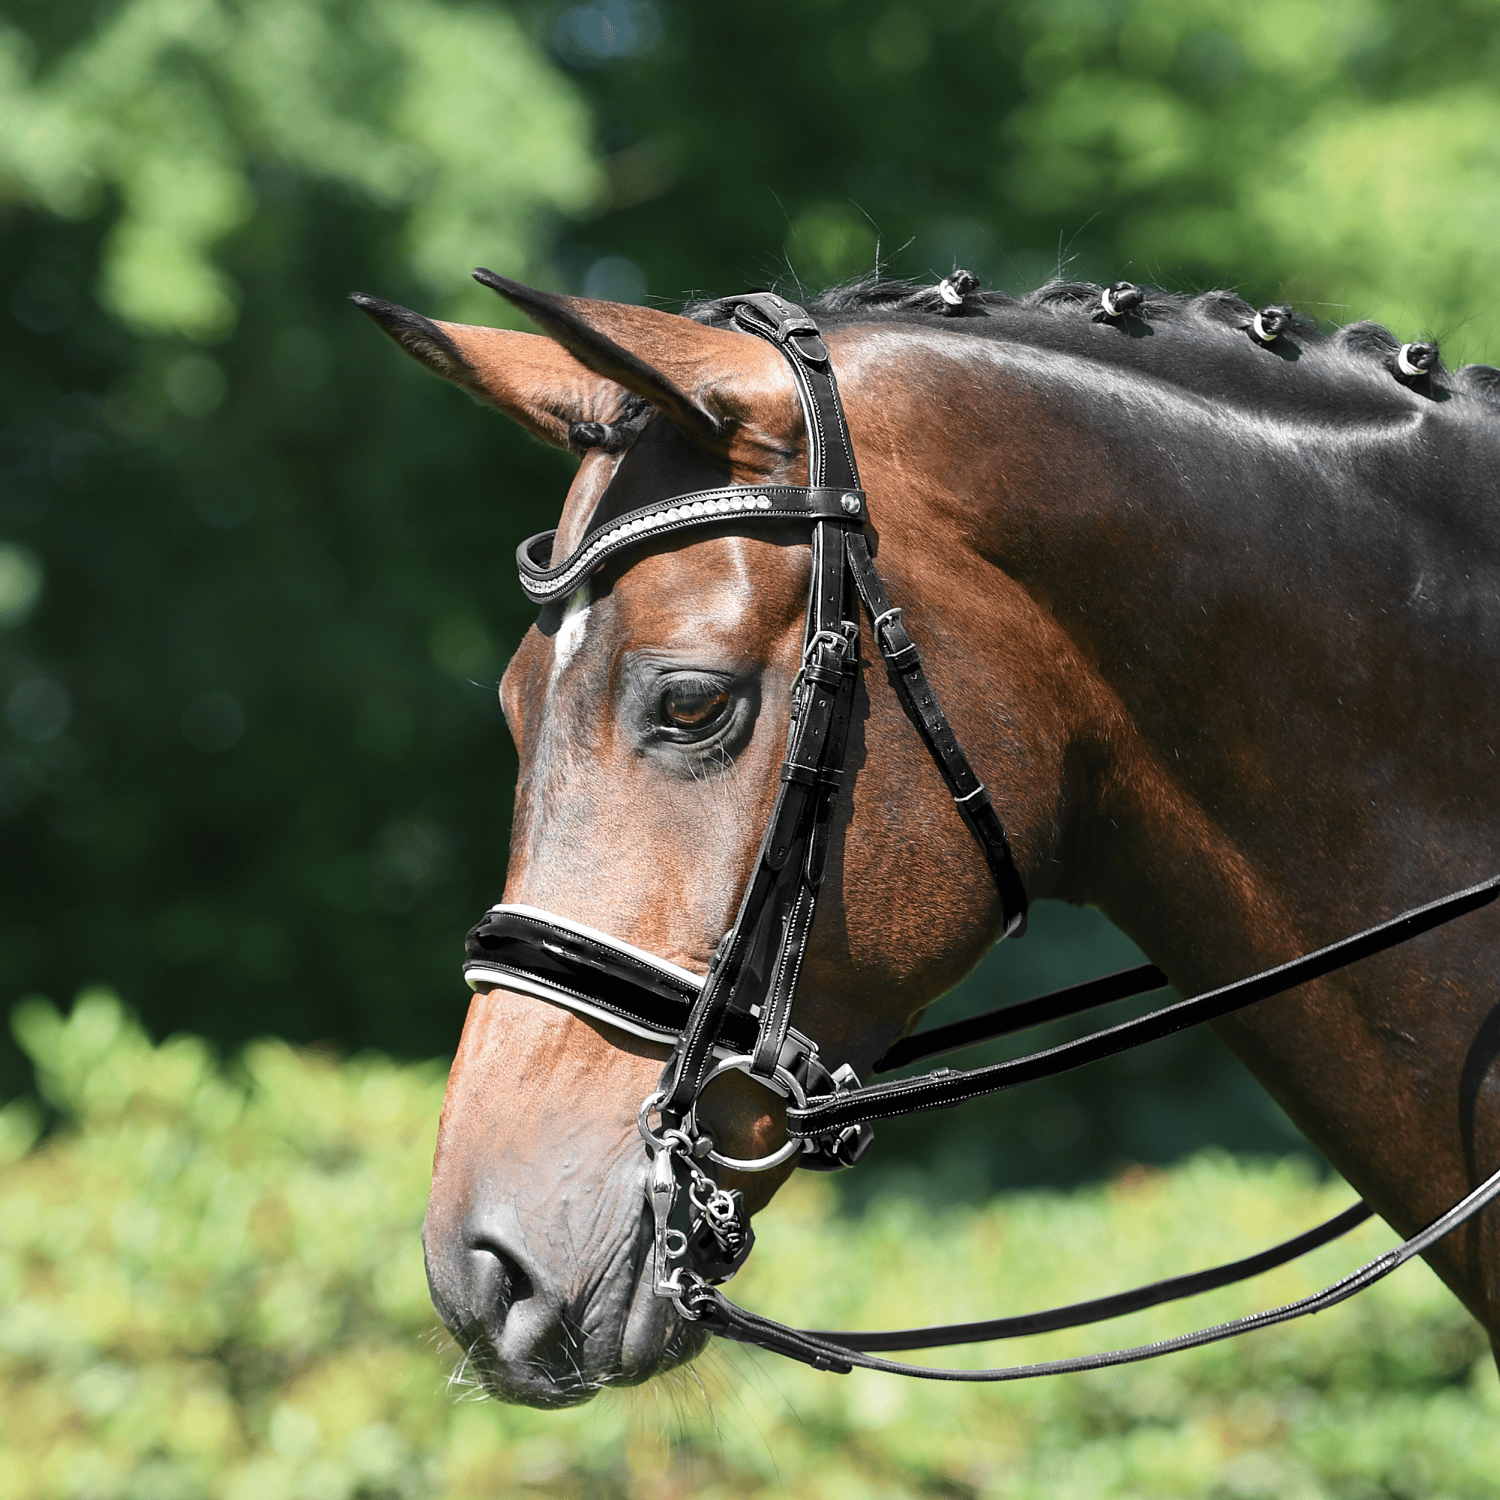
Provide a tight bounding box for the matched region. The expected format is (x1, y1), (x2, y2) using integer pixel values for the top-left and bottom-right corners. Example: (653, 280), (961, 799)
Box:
(0, 0), (594, 1087)
(0, 0), (599, 339)
(2, 993), (1496, 1498)
(999, 0), (1500, 361)
(575, 0), (1500, 356)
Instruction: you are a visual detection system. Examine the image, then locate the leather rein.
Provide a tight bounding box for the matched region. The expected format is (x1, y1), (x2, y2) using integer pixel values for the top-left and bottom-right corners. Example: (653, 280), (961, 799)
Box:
(462, 292), (1500, 1379)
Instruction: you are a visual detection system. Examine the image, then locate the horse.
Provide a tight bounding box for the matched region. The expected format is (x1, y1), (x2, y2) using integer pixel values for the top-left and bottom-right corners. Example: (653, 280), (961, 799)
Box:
(354, 271), (1500, 1408)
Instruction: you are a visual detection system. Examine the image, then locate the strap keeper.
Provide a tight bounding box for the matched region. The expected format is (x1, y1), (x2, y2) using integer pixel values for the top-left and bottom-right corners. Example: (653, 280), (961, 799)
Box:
(780, 762), (818, 787)
(731, 297), (821, 349)
(955, 784), (991, 810)
(873, 607), (921, 672)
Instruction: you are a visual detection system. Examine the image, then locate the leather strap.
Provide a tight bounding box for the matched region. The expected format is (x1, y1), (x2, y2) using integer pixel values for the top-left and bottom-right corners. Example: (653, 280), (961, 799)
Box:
(807, 1202), (1374, 1350)
(846, 532), (1028, 938)
(678, 1160), (1500, 1379)
(660, 293), (1040, 1121)
(788, 872), (1500, 1138)
(662, 534), (861, 1114)
(876, 961), (1167, 1072)
(728, 292), (860, 492)
(655, 296), (874, 1117)
(749, 521), (861, 1080)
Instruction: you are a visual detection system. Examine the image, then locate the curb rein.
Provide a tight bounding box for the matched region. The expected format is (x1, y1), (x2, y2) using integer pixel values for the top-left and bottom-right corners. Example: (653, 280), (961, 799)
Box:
(462, 293), (1500, 1380)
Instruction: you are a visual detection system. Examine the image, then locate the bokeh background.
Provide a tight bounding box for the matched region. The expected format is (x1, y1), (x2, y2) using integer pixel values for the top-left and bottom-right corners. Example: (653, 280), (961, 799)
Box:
(4, 1), (1500, 1492)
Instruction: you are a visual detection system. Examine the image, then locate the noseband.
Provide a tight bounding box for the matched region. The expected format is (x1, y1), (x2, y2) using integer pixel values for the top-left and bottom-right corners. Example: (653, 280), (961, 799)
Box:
(462, 294), (1500, 1379)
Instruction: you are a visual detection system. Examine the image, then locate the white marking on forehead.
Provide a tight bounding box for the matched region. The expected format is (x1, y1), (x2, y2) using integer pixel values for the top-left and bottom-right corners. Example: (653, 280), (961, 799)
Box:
(552, 585), (591, 677)
(724, 535), (754, 607)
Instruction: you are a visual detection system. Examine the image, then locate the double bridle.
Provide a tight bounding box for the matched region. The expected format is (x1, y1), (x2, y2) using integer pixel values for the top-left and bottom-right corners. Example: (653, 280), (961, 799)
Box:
(463, 293), (1500, 1380)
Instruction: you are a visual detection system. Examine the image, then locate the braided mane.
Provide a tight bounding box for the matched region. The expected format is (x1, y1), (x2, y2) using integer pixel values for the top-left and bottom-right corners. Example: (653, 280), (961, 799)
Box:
(685, 275), (1500, 413)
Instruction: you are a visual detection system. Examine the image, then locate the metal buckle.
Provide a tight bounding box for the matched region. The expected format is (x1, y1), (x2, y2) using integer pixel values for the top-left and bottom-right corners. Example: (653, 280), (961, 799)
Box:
(803, 624), (856, 663)
(871, 605), (902, 646)
(792, 621), (859, 698)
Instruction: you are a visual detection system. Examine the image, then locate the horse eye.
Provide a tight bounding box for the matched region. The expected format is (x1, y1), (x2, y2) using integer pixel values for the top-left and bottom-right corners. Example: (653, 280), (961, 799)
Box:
(660, 682), (730, 732)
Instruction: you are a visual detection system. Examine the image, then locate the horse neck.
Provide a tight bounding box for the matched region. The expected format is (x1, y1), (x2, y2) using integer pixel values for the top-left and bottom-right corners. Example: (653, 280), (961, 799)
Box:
(908, 344), (1500, 987)
(853, 336), (1500, 1311)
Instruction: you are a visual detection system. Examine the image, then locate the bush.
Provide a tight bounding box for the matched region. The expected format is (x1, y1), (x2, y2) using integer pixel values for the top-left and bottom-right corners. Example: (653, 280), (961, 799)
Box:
(2, 992), (1496, 1499)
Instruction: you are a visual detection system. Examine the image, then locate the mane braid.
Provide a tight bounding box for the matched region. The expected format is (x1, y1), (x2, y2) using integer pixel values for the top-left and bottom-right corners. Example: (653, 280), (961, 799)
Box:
(683, 274), (1500, 415)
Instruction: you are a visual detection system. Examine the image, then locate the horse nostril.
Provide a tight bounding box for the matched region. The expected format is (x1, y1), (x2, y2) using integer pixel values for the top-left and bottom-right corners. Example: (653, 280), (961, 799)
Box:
(465, 1235), (534, 1328)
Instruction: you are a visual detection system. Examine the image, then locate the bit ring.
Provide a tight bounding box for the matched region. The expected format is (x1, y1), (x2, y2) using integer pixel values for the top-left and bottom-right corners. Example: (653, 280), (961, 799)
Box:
(685, 1054), (809, 1171)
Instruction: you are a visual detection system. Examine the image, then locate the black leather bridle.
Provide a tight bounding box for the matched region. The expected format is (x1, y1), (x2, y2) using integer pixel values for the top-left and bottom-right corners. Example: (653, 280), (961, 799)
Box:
(463, 292), (1500, 1379)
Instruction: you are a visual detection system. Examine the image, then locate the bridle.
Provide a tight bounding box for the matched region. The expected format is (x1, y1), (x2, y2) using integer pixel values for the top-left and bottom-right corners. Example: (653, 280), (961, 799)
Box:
(462, 292), (1500, 1379)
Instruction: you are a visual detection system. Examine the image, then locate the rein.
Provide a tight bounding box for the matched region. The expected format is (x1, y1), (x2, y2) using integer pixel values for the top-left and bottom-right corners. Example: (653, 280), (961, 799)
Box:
(464, 293), (1500, 1377)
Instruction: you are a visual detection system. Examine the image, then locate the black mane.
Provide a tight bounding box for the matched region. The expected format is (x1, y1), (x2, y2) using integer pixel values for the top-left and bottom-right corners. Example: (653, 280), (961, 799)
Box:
(685, 274), (1500, 415)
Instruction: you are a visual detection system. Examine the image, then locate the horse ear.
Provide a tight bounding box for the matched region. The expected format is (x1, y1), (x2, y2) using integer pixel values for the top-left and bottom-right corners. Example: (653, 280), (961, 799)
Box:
(350, 292), (611, 450)
(471, 270), (784, 452)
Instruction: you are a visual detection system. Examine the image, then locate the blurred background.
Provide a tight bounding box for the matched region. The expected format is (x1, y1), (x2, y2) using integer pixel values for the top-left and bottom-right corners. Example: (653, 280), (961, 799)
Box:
(4, 0), (1500, 1195)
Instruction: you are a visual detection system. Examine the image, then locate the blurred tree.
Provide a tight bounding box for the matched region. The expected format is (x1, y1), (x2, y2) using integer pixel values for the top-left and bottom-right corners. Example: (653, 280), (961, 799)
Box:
(0, 0), (599, 1087)
(0, 0), (600, 337)
(3, 0), (1498, 1185)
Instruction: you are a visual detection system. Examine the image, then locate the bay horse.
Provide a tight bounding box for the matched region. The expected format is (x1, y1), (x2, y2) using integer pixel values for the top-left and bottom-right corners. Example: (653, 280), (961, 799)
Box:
(355, 272), (1500, 1407)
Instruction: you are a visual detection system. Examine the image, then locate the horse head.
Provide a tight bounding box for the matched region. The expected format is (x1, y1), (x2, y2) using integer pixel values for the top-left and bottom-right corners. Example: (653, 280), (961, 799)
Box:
(354, 277), (1082, 1404)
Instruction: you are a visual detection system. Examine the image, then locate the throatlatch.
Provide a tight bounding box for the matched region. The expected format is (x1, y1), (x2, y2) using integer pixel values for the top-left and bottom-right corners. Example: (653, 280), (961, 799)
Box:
(463, 290), (1500, 1380)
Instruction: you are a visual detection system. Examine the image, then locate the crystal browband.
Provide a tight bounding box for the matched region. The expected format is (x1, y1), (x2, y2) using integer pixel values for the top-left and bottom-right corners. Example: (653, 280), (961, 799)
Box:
(516, 485), (864, 604)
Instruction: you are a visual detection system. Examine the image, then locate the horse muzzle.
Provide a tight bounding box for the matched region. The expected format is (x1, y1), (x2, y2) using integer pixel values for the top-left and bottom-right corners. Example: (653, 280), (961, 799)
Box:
(422, 1158), (709, 1407)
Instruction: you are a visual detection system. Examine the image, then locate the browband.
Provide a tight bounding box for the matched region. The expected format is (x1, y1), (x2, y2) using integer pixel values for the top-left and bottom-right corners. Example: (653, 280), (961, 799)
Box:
(517, 486), (866, 605)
